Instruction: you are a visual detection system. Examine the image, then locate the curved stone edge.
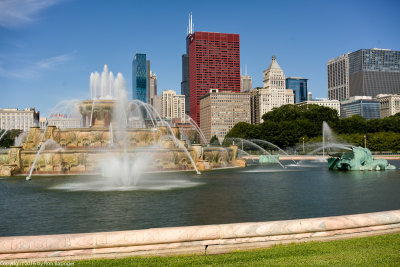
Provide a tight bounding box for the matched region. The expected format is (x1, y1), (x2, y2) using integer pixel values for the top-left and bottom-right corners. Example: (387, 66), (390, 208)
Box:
(1, 210), (400, 262)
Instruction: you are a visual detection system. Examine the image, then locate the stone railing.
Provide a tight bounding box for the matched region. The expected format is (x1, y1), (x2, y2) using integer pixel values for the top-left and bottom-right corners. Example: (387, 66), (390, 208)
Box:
(1, 210), (400, 262)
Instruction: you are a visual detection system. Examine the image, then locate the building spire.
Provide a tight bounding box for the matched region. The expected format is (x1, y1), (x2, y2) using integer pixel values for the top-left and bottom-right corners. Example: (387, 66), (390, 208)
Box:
(188, 12), (194, 35)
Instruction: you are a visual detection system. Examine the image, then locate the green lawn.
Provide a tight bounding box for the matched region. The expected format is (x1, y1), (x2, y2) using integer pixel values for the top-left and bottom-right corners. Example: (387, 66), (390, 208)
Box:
(34, 233), (400, 266)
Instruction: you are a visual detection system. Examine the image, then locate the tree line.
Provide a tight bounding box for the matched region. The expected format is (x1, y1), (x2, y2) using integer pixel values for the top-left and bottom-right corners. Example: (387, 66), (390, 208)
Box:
(0, 129), (23, 148)
(225, 104), (400, 152)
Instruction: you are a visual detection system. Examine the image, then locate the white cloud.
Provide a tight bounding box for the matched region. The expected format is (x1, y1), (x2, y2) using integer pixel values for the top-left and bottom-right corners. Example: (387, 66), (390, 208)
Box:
(0, 0), (62, 28)
(0, 51), (75, 79)
(37, 52), (74, 69)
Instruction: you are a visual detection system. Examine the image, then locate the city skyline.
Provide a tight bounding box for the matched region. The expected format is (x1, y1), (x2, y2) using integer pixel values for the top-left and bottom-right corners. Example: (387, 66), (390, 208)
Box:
(0, 0), (399, 116)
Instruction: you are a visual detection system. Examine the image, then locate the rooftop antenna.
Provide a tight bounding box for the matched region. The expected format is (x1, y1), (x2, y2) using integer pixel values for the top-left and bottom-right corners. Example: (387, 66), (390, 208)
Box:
(245, 64), (248, 76)
(188, 12), (194, 34)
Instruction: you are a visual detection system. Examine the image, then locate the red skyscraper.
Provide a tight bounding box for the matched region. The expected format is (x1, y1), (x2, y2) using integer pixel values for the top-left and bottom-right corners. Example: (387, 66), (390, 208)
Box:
(188, 32), (240, 125)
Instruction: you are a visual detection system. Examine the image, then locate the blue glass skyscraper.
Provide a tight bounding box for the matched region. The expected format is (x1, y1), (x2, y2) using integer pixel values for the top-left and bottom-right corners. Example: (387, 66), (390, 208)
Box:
(132, 53), (147, 102)
(286, 77), (308, 103)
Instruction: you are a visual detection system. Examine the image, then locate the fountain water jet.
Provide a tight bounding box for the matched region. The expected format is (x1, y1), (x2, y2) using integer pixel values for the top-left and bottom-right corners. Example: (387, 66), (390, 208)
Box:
(0, 64), (244, 179)
(185, 115), (208, 145)
(26, 139), (62, 181)
(250, 139), (296, 165)
(0, 130), (8, 143)
(225, 137), (285, 168)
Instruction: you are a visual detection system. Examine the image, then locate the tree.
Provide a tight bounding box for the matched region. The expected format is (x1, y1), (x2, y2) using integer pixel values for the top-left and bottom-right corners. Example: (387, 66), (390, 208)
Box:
(0, 129), (23, 148)
(336, 116), (367, 134)
(209, 135), (220, 146)
(225, 122), (255, 139)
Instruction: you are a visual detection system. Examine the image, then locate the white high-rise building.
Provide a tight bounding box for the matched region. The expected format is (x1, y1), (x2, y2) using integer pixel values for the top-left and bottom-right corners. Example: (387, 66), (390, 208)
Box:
(161, 90), (185, 122)
(296, 100), (341, 116)
(40, 114), (81, 129)
(0, 108), (39, 131)
(251, 56), (294, 124)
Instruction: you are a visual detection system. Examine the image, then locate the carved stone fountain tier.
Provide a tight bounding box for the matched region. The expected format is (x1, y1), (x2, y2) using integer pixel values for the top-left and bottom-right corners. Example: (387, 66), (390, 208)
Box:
(0, 125), (245, 177)
(0, 99), (246, 176)
(79, 99), (115, 128)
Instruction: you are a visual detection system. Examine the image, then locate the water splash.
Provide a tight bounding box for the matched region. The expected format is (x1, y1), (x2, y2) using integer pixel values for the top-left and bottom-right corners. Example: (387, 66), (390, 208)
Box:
(101, 150), (152, 186)
(50, 174), (203, 192)
(180, 131), (191, 148)
(14, 131), (27, 146)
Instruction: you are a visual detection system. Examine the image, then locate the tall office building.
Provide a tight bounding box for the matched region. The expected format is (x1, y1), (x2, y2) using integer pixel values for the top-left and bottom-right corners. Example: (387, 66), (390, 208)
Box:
(328, 48), (400, 101)
(327, 53), (349, 101)
(241, 65), (252, 92)
(200, 89), (250, 143)
(161, 90), (186, 122)
(132, 53), (147, 102)
(0, 108), (40, 131)
(182, 15), (240, 125)
(241, 75), (252, 92)
(181, 13), (193, 116)
(181, 37), (190, 115)
(251, 56), (294, 124)
(286, 77), (308, 103)
(149, 70), (157, 106)
(146, 60), (151, 103)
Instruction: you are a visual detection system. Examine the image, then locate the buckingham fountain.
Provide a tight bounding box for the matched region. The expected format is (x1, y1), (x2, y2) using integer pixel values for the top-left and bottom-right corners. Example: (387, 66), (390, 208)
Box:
(0, 65), (245, 178)
(0, 67), (399, 261)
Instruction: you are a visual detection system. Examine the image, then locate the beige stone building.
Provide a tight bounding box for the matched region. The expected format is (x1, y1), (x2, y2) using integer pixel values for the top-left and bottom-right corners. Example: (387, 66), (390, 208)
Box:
(161, 90), (185, 122)
(377, 94), (400, 118)
(296, 99), (341, 116)
(0, 108), (39, 131)
(251, 56), (294, 124)
(200, 89), (251, 143)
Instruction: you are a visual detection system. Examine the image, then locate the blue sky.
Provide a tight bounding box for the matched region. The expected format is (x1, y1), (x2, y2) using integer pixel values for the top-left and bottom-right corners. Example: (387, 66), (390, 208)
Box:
(0, 0), (399, 116)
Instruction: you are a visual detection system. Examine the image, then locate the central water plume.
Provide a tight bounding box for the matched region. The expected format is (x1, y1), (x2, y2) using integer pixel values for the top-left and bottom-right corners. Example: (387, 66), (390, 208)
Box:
(94, 67), (200, 184)
(90, 65), (126, 100)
